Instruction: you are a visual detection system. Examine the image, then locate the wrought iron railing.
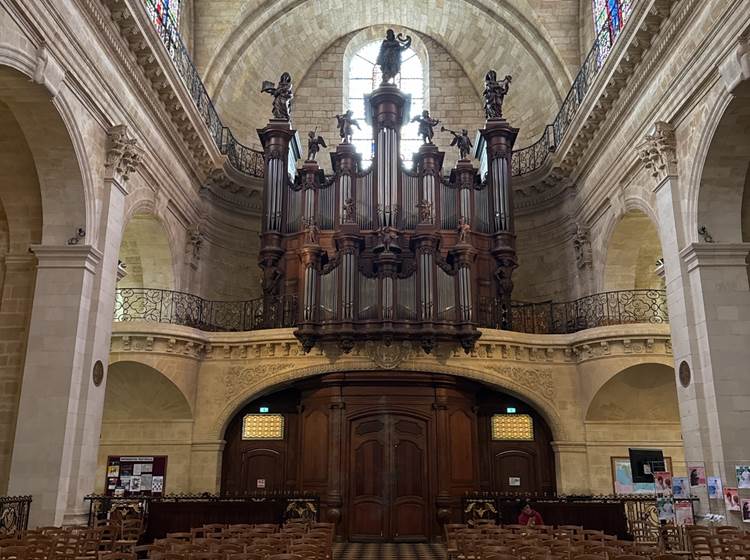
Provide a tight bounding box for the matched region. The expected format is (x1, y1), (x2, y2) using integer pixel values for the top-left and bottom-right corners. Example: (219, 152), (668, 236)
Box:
(510, 22), (624, 176)
(0, 496), (32, 536)
(143, 0), (265, 177)
(115, 288), (667, 334)
(140, 0), (632, 180)
(478, 289), (668, 334)
(114, 288), (297, 331)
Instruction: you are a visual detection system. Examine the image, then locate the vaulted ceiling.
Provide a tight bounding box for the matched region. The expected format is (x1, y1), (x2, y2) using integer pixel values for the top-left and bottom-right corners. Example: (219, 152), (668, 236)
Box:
(190, 0), (586, 149)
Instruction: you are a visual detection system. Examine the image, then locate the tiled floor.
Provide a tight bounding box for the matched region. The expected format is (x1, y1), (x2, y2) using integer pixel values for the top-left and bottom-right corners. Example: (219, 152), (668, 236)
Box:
(333, 542), (448, 560)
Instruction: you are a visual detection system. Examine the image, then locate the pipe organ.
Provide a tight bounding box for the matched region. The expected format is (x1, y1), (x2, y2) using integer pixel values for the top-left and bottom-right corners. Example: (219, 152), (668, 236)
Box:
(257, 82), (518, 354)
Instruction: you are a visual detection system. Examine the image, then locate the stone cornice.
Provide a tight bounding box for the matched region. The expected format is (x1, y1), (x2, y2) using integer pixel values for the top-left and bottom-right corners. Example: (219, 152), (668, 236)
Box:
(31, 245), (103, 273)
(681, 242), (750, 272)
(110, 322), (672, 367)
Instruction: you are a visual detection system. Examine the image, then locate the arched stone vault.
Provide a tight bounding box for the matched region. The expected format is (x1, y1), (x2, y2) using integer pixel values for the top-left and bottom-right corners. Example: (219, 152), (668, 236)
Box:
(199, 0), (574, 149)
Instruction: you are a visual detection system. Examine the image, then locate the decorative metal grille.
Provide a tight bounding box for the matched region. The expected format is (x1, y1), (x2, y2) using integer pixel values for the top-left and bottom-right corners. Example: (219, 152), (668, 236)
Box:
(242, 414), (285, 440)
(491, 414), (534, 441)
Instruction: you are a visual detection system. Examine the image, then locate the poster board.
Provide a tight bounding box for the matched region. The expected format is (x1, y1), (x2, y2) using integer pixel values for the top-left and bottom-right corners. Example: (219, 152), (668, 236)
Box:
(106, 456), (167, 497)
(611, 456), (672, 495)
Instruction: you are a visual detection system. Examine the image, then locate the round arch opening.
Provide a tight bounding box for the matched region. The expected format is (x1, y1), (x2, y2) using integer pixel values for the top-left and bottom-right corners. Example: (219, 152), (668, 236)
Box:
(221, 372), (555, 541)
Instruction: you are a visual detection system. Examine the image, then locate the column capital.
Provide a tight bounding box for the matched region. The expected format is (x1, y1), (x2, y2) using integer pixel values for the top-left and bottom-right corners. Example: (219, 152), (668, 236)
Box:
(30, 244), (102, 273)
(105, 125), (142, 188)
(680, 242), (750, 272)
(636, 121), (677, 185)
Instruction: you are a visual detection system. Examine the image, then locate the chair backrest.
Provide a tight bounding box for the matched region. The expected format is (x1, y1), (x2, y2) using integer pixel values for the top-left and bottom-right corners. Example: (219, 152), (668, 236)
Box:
(100, 554), (137, 560)
(227, 555), (265, 560)
(267, 555), (302, 560)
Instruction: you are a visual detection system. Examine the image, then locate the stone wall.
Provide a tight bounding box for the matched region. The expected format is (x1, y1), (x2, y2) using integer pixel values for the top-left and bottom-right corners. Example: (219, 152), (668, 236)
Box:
(103, 321), (677, 495)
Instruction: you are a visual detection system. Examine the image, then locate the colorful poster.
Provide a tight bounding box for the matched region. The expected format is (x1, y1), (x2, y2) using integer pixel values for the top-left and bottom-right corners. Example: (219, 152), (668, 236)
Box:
(737, 466), (750, 489)
(612, 458), (657, 495)
(654, 471), (673, 496)
(673, 477), (690, 498)
(675, 501), (694, 525)
(689, 466), (706, 487)
(107, 465), (120, 477)
(133, 464), (142, 475)
(657, 497), (675, 521)
(725, 488), (741, 511)
(140, 463), (153, 474)
(708, 477), (723, 499)
(743, 499), (750, 523)
(130, 477), (141, 492)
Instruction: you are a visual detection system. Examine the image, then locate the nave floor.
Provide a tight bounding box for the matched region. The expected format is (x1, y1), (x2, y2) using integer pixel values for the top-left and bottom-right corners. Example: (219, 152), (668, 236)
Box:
(333, 542), (447, 560)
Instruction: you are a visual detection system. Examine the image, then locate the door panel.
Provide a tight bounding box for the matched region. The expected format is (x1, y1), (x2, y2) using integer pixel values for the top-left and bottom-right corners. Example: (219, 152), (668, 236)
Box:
(350, 418), (388, 539)
(349, 414), (428, 541)
(493, 450), (537, 493)
(241, 449), (283, 491)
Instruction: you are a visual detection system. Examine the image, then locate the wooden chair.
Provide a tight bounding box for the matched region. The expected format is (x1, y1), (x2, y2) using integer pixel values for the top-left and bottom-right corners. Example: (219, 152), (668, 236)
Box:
(482, 555), (517, 560)
(167, 532), (193, 542)
(0, 546), (31, 560)
(226, 555), (264, 560)
(100, 554), (137, 560)
(288, 543), (324, 559)
(267, 555), (301, 560)
(188, 553), (222, 560)
(152, 553), (187, 560)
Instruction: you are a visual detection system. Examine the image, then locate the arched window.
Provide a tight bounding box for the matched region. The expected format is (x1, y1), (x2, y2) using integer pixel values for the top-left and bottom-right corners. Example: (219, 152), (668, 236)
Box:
(347, 40), (425, 169)
(592, 0), (632, 62)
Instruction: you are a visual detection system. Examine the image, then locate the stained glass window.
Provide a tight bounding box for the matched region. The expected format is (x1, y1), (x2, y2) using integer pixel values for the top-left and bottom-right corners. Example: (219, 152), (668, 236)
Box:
(148, 0), (181, 29)
(592, 0), (633, 64)
(242, 414), (285, 440)
(347, 41), (425, 169)
(491, 414), (534, 441)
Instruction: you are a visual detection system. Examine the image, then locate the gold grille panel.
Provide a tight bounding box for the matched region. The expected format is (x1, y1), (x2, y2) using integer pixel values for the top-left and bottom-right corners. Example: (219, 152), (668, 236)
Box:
(491, 414), (533, 441)
(242, 414), (284, 440)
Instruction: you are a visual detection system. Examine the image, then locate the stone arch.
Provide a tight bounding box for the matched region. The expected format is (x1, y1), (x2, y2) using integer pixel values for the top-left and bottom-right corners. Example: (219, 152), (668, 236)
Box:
(0, 65), (89, 246)
(205, 0), (568, 150)
(211, 363), (566, 444)
(118, 213), (176, 291)
(695, 81), (750, 243)
(103, 361), (193, 421)
(585, 363), (679, 423)
(602, 209), (664, 292)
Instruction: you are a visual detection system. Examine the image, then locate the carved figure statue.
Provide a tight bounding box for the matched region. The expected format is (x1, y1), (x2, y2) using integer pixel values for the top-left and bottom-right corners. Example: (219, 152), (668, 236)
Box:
(573, 223), (592, 269)
(443, 126), (474, 160)
(261, 72), (293, 120)
(379, 225), (399, 252)
(483, 70), (512, 120)
(343, 197), (356, 223)
(458, 216), (471, 244)
(417, 199), (433, 224)
(376, 29), (412, 84)
(412, 110), (440, 144)
(304, 218), (319, 245)
(335, 110), (361, 143)
(186, 223), (203, 262)
(306, 130), (327, 161)
(261, 261), (282, 296)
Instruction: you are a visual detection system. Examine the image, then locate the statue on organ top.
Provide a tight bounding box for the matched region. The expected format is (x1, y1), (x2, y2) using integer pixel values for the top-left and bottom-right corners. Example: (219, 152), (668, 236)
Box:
(261, 72), (294, 120)
(411, 110), (440, 144)
(483, 70), (512, 120)
(306, 130), (327, 161)
(443, 126), (474, 160)
(335, 110), (361, 143)
(376, 29), (412, 84)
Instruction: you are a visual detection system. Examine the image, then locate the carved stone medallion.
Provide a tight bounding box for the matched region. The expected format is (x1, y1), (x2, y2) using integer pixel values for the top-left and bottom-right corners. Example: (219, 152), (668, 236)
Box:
(93, 360), (104, 386)
(678, 361), (691, 388)
(364, 340), (412, 370)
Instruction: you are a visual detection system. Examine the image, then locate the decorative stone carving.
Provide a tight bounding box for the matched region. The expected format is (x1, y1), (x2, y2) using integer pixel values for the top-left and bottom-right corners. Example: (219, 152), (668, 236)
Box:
(106, 125), (142, 182)
(636, 121), (676, 182)
(364, 340), (413, 369)
(573, 223), (592, 269)
(224, 363), (292, 400)
(186, 222), (204, 267)
(488, 365), (555, 399)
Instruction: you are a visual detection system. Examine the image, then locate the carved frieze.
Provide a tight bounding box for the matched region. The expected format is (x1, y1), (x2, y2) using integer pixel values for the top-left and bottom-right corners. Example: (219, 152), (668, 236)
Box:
(488, 365), (555, 400)
(106, 125), (143, 182)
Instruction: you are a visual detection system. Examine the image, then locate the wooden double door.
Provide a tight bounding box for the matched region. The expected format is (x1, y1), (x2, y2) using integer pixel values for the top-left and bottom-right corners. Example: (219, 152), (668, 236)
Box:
(348, 413), (428, 541)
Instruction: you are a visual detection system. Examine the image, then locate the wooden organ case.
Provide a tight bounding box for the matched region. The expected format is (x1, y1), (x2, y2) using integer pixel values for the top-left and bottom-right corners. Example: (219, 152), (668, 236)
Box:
(256, 83), (519, 354)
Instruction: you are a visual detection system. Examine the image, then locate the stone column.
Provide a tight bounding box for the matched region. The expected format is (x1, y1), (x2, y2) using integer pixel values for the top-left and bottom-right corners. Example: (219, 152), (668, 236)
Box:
(189, 440), (226, 493)
(7, 125), (137, 526)
(641, 122), (750, 516)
